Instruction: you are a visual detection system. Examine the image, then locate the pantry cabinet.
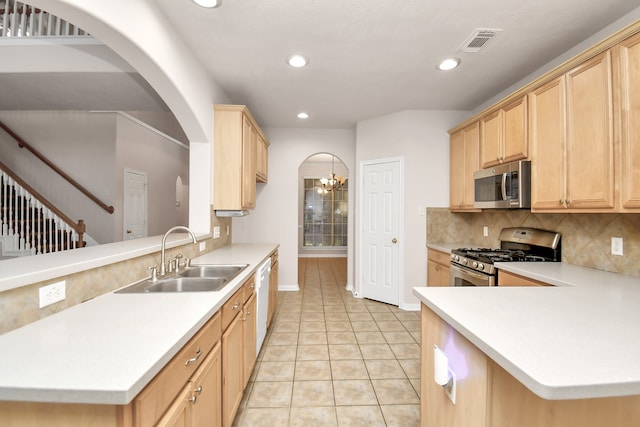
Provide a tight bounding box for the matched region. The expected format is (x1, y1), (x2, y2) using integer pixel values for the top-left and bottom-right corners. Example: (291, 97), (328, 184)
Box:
(449, 122), (480, 211)
(619, 32), (640, 210)
(214, 105), (269, 211)
(480, 96), (528, 168)
(427, 249), (450, 286)
(530, 51), (614, 212)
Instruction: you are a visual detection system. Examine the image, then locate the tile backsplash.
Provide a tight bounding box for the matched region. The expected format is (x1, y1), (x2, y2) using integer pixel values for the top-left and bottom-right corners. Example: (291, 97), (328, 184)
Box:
(0, 214), (232, 335)
(427, 208), (640, 277)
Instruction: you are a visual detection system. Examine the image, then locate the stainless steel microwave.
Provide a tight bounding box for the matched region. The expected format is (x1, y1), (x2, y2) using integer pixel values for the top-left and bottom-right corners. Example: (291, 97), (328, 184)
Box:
(474, 160), (531, 209)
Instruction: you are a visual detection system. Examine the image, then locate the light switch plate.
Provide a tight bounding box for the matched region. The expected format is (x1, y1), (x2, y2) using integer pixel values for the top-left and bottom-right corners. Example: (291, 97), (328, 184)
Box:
(199, 242), (206, 252)
(213, 226), (220, 239)
(611, 237), (623, 256)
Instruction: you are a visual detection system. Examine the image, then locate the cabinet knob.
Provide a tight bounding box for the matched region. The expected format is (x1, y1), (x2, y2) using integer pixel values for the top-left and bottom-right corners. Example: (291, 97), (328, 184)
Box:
(189, 395), (197, 404)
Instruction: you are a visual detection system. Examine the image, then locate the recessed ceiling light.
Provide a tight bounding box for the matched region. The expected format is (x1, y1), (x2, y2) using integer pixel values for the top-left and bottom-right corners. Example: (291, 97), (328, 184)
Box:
(287, 55), (309, 68)
(192, 0), (222, 8)
(437, 57), (461, 71)
(297, 112), (310, 119)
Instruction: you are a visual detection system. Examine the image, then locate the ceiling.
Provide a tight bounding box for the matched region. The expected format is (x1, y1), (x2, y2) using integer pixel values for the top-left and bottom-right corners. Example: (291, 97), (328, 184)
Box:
(1, 1), (639, 130)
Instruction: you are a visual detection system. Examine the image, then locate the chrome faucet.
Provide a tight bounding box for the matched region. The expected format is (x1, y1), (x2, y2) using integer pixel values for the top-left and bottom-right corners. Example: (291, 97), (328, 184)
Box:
(160, 226), (198, 276)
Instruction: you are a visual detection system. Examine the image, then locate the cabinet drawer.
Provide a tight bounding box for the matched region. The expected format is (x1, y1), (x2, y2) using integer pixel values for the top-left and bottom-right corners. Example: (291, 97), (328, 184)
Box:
(427, 248), (449, 266)
(243, 274), (256, 303)
(222, 288), (244, 331)
(498, 270), (551, 287)
(134, 311), (221, 426)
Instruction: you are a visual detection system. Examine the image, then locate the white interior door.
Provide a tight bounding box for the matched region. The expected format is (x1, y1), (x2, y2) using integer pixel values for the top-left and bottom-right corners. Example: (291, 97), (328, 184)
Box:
(123, 169), (148, 240)
(361, 159), (402, 305)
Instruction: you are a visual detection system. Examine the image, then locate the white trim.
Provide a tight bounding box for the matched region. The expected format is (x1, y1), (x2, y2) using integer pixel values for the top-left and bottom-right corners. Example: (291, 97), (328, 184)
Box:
(358, 156), (405, 306)
(90, 111), (189, 150)
(278, 283), (300, 292)
(399, 302), (420, 312)
(298, 253), (347, 258)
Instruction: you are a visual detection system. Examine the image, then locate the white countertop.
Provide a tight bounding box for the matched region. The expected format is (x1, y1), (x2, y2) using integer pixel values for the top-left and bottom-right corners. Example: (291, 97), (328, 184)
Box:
(0, 243), (278, 405)
(426, 242), (469, 253)
(414, 262), (640, 400)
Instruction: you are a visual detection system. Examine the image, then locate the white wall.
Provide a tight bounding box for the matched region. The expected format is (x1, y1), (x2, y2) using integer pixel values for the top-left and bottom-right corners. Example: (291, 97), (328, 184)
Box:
(232, 128), (356, 291)
(355, 110), (469, 309)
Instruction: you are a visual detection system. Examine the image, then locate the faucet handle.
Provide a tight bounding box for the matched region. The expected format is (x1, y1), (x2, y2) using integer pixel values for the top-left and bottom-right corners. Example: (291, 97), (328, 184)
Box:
(148, 265), (158, 282)
(184, 258), (192, 268)
(175, 254), (184, 271)
(167, 258), (177, 273)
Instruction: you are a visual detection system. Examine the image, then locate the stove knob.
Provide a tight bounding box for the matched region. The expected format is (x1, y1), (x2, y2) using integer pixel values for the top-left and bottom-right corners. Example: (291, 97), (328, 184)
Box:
(472, 261), (478, 268)
(452, 255), (459, 262)
(478, 263), (484, 271)
(462, 259), (468, 265)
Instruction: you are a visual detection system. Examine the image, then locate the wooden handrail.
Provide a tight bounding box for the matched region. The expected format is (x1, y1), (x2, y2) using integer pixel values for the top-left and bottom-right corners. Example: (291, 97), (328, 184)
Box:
(0, 120), (114, 214)
(0, 160), (86, 242)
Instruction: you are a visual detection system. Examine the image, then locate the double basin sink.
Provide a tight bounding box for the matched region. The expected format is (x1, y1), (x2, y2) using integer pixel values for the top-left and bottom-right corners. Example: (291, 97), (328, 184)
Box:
(116, 264), (248, 293)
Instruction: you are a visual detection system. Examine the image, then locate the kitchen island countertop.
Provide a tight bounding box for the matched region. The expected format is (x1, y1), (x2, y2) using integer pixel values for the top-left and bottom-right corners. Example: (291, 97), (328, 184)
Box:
(414, 262), (640, 400)
(0, 243), (278, 405)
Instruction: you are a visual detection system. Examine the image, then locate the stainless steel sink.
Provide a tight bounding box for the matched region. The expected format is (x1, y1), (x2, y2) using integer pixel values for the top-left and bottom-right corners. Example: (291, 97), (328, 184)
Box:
(116, 264), (248, 293)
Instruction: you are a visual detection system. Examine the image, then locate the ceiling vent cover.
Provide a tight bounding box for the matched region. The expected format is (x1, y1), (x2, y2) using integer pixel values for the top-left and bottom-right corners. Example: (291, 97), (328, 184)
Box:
(459, 28), (502, 52)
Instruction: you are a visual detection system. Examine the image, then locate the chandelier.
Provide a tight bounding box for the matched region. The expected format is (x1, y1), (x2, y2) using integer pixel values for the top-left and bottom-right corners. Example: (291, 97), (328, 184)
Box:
(319, 155), (346, 192)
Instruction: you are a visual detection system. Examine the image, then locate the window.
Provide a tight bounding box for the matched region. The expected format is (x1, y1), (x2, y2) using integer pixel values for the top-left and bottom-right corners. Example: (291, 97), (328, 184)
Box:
(303, 178), (348, 247)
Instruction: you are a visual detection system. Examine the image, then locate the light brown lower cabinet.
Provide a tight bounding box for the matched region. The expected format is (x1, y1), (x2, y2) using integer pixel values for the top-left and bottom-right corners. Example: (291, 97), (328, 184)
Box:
(427, 249), (450, 286)
(497, 270), (550, 287)
(421, 305), (640, 427)
(267, 251), (279, 327)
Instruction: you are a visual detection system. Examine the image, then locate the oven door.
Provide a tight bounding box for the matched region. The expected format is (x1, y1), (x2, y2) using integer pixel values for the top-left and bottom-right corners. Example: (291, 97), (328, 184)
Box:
(450, 263), (495, 287)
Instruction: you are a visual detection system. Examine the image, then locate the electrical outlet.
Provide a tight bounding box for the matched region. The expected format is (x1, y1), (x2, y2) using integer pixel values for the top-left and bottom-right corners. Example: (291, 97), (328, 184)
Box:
(39, 281), (66, 308)
(483, 226), (489, 237)
(611, 237), (623, 256)
(445, 369), (457, 404)
(199, 242), (206, 252)
(213, 226), (221, 239)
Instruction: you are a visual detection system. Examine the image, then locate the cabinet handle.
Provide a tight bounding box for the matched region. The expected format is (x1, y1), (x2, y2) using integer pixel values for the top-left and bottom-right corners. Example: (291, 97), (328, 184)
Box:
(232, 302), (241, 310)
(185, 348), (202, 366)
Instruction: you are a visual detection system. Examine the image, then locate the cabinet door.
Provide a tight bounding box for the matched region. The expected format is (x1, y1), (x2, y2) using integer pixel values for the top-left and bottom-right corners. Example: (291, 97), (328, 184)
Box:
(243, 291), (257, 388)
(191, 343), (221, 427)
(222, 313), (244, 427)
(256, 134), (268, 183)
(427, 261), (450, 287)
(502, 96), (528, 164)
(529, 76), (567, 211)
(565, 51), (614, 209)
(480, 110), (502, 168)
(156, 384), (192, 427)
(462, 122), (480, 209)
(241, 116), (257, 209)
(619, 33), (640, 209)
(267, 257), (279, 327)
(498, 271), (549, 287)
(449, 130), (465, 209)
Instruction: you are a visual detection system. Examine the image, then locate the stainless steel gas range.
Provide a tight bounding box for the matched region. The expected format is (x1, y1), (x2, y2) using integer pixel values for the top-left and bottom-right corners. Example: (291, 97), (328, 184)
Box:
(450, 227), (561, 287)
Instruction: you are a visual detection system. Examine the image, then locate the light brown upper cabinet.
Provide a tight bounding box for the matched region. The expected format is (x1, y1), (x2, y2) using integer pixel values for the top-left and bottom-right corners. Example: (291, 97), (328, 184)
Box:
(449, 122), (480, 211)
(214, 105), (269, 211)
(530, 51), (614, 212)
(619, 32), (640, 210)
(480, 96), (528, 168)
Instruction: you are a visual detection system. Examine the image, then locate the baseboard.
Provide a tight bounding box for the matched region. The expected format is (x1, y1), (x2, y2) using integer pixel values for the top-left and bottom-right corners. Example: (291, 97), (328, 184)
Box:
(399, 302), (420, 312)
(278, 283), (300, 292)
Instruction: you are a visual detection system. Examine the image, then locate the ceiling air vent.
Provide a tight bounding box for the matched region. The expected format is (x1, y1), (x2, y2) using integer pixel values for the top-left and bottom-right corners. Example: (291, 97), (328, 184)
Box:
(459, 28), (502, 53)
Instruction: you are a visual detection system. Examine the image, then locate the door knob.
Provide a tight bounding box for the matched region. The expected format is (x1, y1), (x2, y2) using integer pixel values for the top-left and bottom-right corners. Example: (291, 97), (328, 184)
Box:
(392, 238), (398, 244)
(126, 229), (132, 234)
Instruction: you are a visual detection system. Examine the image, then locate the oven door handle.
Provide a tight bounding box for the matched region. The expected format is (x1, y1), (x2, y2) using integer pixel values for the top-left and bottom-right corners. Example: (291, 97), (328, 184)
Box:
(501, 173), (508, 201)
(452, 265), (489, 281)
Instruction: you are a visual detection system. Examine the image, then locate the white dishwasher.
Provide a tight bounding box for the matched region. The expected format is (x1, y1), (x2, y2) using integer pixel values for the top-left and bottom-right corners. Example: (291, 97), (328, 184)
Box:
(255, 257), (271, 353)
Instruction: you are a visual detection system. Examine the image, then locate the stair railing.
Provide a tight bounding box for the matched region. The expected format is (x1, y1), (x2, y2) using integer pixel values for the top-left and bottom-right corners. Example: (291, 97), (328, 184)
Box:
(0, 0), (90, 38)
(1, 161), (85, 255)
(0, 120), (114, 214)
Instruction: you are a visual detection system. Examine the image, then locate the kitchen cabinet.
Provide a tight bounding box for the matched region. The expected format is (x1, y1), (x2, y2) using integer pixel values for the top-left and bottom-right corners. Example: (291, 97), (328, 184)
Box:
(214, 105), (269, 211)
(449, 122), (480, 211)
(222, 275), (256, 427)
(480, 96), (528, 168)
(530, 50), (614, 212)
(267, 250), (279, 327)
(619, 32), (640, 210)
(421, 304), (640, 427)
(498, 270), (550, 286)
(427, 248), (450, 286)
(256, 133), (269, 183)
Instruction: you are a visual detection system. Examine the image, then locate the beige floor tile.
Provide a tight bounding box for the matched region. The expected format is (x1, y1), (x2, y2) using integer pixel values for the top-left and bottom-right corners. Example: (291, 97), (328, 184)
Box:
(328, 344), (362, 360)
(333, 380), (378, 406)
(393, 311), (420, 321)
(268, 332), (299, 346)
(389, 343), (420, 359)
(276, 312), (302, 322)
(295, 360), (332, 381)
(345, 304), (368, 313)
(348, 312), (374, 322)
(297, 345), (330, 361)
(364, 359), (406, 379)
(298, 332), (328, 345)
(410, 330), (421, 344)
(382, 330), (416, 344)
(326, 321), (353, 332)
(327, 331), (357, 345)
(371, 379), (419, 405)
(330, 360), (369, 380)
(401, 320), (421, 332)
(246, 381), (293, 408)
(359, 344), (396, 360)
(289, 407), (338, 427)
(233, 407), (290, 427)
(370, 312), (397, 321)
(300, 321), (327, 332)
(262, 345), (297, 362)
(365, 303), (391, 313)
(380, 404), (420, 427)
(409, 377), (421, 395)
(292, 380), (335, 407)
(255, 361), (295, 382)
(354, 331), (387, 344)
(273, 321), (300, 333)
(350, 321), (379, 332)
(302, 311), (326, 322)
(335, 406), (386, 427)
(302, 305), (324, 313)
(399, 358), (421, 378)
(375, 320), (406, 332)
(324, 305), (347, 313)
(324, 311), (349, 321)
